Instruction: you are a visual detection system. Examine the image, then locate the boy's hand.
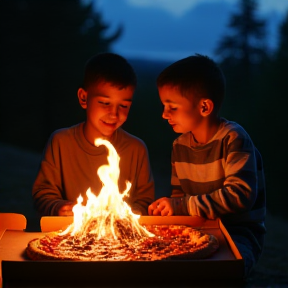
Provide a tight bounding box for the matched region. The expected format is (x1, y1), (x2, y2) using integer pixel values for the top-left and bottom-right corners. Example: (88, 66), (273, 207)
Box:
(58, 203), (74, 216)
(148, 197), (174, 216)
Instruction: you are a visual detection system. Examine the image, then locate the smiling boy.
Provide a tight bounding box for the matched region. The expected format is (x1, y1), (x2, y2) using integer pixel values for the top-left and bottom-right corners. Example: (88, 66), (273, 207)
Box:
(148, 54), (266, 277)
(32, 53), (155, 217)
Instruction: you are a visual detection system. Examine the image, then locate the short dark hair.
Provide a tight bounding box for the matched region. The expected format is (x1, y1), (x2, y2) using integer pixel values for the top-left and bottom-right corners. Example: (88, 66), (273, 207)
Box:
(83, 52), (137, 90)
(157, 54), (226, 113)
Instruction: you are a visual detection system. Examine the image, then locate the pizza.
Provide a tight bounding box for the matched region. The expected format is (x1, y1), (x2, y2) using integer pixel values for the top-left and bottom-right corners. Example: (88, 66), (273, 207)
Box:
(26, 224), (219, 261)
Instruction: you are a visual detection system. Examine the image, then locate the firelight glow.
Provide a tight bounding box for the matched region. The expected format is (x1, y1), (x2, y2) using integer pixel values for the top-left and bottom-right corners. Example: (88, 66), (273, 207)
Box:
(59, 138), (154, 240)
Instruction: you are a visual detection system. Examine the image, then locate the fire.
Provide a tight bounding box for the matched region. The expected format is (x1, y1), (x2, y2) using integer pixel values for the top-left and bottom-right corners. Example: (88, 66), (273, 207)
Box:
(59, 138), (154, 241)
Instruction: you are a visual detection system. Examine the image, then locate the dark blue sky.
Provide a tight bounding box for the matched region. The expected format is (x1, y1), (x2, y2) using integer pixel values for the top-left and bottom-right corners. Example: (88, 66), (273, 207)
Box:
(91, 0), (287, 61)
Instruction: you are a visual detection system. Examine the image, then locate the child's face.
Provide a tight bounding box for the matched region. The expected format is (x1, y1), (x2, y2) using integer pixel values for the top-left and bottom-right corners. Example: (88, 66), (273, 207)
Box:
(158, 85), (202, 134)
(79, 82), (134, 140)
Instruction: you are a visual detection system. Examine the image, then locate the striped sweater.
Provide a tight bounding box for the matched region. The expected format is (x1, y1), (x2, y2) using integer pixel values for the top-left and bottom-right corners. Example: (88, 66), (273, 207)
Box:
(171, 118), (266, 248)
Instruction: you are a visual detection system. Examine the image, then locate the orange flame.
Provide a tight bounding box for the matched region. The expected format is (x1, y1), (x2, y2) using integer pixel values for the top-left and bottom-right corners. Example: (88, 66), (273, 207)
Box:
(59, 138), (154, 240)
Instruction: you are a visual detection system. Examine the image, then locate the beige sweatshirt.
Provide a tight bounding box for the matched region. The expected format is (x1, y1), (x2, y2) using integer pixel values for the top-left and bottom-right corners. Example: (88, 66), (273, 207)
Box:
(32, 123), (155, 216)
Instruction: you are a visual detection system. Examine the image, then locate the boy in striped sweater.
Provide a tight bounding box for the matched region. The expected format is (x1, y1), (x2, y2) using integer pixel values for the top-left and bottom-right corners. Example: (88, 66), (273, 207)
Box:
(148, 54), (266, 278)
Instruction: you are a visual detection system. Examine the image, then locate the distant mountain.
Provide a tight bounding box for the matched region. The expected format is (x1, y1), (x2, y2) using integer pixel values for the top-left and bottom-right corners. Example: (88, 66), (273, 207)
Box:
(96, 0), (285, 61)
(127, 57), (173, 78)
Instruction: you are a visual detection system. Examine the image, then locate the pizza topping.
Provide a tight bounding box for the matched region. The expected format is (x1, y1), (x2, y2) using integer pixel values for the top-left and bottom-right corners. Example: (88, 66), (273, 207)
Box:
(26, 224), (219, 261)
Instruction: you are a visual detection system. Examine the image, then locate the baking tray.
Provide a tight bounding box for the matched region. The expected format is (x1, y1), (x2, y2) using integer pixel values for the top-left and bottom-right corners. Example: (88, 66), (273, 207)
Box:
(0, 216), (244, 287)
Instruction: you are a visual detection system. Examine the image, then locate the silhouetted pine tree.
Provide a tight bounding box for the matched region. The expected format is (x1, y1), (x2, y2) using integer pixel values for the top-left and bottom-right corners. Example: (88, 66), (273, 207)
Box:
(215, 0), (267, 76)
(275, 11), (288, 62)
(252, 10), (288, 219)
(214, 0), (268, 126)
(0, 0), (122, 150)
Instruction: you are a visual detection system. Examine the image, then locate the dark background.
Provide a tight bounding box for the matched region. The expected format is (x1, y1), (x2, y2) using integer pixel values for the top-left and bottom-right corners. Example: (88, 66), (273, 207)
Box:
(1, 0), (287, 219)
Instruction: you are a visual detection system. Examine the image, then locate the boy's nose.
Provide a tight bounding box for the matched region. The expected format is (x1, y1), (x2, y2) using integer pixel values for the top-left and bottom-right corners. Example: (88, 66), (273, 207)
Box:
(109, 106), (119, 118)
(162, 110), (170, 119)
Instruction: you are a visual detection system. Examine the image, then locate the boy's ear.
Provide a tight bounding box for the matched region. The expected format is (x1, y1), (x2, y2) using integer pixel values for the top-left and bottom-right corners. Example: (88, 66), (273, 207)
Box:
(200, 99), (214, 116)
(78, 88), (88, 109)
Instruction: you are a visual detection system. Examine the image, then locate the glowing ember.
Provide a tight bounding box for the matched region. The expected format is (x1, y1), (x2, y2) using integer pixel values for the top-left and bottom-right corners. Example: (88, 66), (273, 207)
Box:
(59, 138), (154, 241)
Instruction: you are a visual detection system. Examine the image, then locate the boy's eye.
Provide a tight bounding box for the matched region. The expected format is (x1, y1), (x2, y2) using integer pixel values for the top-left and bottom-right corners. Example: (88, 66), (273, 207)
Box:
(163, 104), (177, 111)
(120, 104), (128, 109)
(99, 101), (109, 106)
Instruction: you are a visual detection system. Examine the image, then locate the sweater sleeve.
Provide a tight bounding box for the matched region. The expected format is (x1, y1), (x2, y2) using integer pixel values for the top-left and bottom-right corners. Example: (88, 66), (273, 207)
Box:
(32, 134), (72, 216)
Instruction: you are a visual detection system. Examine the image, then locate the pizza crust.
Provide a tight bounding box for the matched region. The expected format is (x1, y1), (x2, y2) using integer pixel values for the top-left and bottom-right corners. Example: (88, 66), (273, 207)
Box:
(26, 225), (219, 261)
(165, 234), (219, 260)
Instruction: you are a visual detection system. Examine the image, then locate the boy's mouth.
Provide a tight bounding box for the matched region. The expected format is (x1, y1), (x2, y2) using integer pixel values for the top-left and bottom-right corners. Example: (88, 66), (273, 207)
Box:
(102, 120), (117, 127)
